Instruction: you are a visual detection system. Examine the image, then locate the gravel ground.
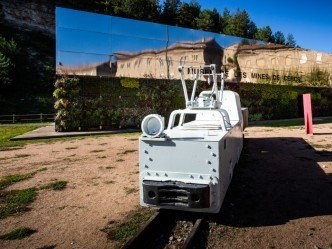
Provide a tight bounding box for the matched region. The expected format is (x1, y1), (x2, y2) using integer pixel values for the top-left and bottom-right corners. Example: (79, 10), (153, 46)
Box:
(0, 123), (331, 249)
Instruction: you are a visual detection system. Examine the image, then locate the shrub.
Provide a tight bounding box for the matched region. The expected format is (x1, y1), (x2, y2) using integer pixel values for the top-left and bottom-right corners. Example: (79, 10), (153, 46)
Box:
(53, 76), (332, 131)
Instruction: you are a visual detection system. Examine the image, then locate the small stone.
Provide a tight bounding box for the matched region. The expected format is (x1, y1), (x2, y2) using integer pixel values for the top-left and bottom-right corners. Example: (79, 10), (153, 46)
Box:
(169, 236), (174, 241)
(314, 245), (320, 249)
(177, 238), (182, 242)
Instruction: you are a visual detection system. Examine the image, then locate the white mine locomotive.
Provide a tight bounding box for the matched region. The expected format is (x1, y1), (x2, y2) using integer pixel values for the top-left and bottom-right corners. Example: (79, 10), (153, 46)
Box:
(139, 64), (247, 213)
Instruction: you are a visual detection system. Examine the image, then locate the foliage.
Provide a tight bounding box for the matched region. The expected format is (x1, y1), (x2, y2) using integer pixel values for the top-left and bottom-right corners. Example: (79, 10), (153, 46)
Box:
(161, 0), (181, 25)
(0, 52), (13, 85)
(40, 180), (68, 191)
(0, 22), (54, 114)
(0, 188), (37, 219)
(0, 173), (33, 189)
(286, 33), (296, 47)
(120, 78), (139, 88)
(177, 0), (201, 28)
(305, 67), (330, 87)
(253, 26), (273, 42)
(54, 76), (332, 131)
(54, 76), (81, 131)
(0, 227), (36, 240)
(0, 36), (17, 85)
(223, 9), (257, 39)
(104, 208), (154, 241)
(274, 31), (286, 45)
(121, 0), (160, 21)
(196, 8), (220, 33)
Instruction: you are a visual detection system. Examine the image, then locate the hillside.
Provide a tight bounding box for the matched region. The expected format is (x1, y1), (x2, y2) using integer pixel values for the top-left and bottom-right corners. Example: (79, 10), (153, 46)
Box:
(0, 0), (102, 114)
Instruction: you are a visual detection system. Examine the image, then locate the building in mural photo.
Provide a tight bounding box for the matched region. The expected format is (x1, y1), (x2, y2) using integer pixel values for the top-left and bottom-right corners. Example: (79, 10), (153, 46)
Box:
(114, 38), (223, 79)
(225, 43), (332, 86)
(56, 7), (332, 87)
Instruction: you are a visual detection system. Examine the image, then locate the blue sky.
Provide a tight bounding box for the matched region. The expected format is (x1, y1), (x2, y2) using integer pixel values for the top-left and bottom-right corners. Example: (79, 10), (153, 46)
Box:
(193, 0), (332, 53)
(56, 2), (332, 67)
(56, 8), (246, 66)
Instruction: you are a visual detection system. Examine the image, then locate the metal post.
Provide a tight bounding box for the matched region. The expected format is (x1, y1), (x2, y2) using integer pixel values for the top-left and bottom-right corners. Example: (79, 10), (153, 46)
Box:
(40, 113), (43, 122)
(13, 114), (15, 124)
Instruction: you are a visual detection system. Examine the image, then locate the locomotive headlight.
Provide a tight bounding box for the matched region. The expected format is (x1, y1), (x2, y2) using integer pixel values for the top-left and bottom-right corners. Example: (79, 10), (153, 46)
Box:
(141, 114), (165, 138)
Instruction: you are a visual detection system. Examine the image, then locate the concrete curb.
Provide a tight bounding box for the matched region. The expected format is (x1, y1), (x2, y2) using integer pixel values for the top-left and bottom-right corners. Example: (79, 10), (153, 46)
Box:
(10, 125), (140, 141)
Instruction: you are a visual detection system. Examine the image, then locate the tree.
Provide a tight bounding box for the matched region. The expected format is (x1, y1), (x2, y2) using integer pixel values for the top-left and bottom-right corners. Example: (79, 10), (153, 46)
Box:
(219, 8), (231, 33)
(254, 26), (273, 42)
(0, 36), (17, 85)
(0, 52), (13, 85)
(99, 0), (123, 16)
(286, 33), (296, 47)
(223, 9), (256, 38)
(121, 0), (160, 21)
(177, 0), (201, 29)
(195, 8), (220, 33)
(274, 31), (285, 45)
(162, 0), (181, 25)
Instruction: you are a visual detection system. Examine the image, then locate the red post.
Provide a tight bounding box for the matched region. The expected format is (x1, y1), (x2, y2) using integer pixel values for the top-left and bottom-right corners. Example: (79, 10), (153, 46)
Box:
(303, 94), (313, 134)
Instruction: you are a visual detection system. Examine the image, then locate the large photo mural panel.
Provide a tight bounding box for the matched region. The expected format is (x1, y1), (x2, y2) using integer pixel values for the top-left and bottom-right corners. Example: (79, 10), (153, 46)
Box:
(56, 7), (332, 86)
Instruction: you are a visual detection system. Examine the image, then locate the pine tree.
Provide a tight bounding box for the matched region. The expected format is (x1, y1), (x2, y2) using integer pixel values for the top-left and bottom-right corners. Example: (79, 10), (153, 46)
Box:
(223, 9), (256, 38)
(195, 8), (220, 33)
(177, 0), (200, 29)
(286, 33), (296, 47)
(253, 26), (274, 42)
(274, 31), (286, 45)
(162, 0), (181, 25)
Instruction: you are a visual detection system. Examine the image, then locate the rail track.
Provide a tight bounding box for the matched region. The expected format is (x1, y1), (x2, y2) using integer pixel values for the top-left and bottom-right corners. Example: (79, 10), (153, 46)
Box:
(122, 210), (206, 249)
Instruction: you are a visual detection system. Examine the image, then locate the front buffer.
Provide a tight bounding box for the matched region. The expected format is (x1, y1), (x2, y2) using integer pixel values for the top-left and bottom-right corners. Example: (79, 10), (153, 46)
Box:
(139, 136), (233, 213)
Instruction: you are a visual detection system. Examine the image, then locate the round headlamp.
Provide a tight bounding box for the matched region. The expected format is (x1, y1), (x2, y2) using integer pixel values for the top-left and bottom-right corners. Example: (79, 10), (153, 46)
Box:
(141, 114), (165, 138)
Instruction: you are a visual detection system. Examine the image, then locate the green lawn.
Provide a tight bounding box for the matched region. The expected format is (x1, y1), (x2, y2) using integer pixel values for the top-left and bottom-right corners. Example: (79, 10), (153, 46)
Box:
(0, 123), (140, 151)
(0, 123), (48, 150)
(250, 117), (332, 127)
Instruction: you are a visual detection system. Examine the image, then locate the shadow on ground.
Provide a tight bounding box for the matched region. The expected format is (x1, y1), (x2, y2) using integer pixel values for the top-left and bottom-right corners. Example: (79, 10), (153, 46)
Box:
(213, 137), (332, 227)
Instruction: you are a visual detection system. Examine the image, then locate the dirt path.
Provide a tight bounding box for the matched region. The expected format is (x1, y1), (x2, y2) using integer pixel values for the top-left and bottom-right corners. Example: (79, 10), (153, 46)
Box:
(0, 123), (331, 249)
(0, 134), (141, 249)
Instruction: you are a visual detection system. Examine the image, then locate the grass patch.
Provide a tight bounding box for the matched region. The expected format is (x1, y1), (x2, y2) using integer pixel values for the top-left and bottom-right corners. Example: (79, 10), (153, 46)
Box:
(124, 187), (138, 195)
(40, 181), (68, 191)
(104, 180), (115, 184)
(36, 167), (47, 172)
(0, 188), (37, 219)
(251, 117), (332, 127)
(106, 166), (115, 169)
(0, 227), (36, 240)
(90, 149), (105, 153)
(0, 173), (33, 189)
(117, 149), (137, 155)
(310, 143), (331, 149)
(127, 138), (138, 141)
(102, 208), (154, 241)
(116, 158), (125, 162)
(97, 155), (107, 159)
(14, 153), (31, 158)
(65, 146), (77, 150)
